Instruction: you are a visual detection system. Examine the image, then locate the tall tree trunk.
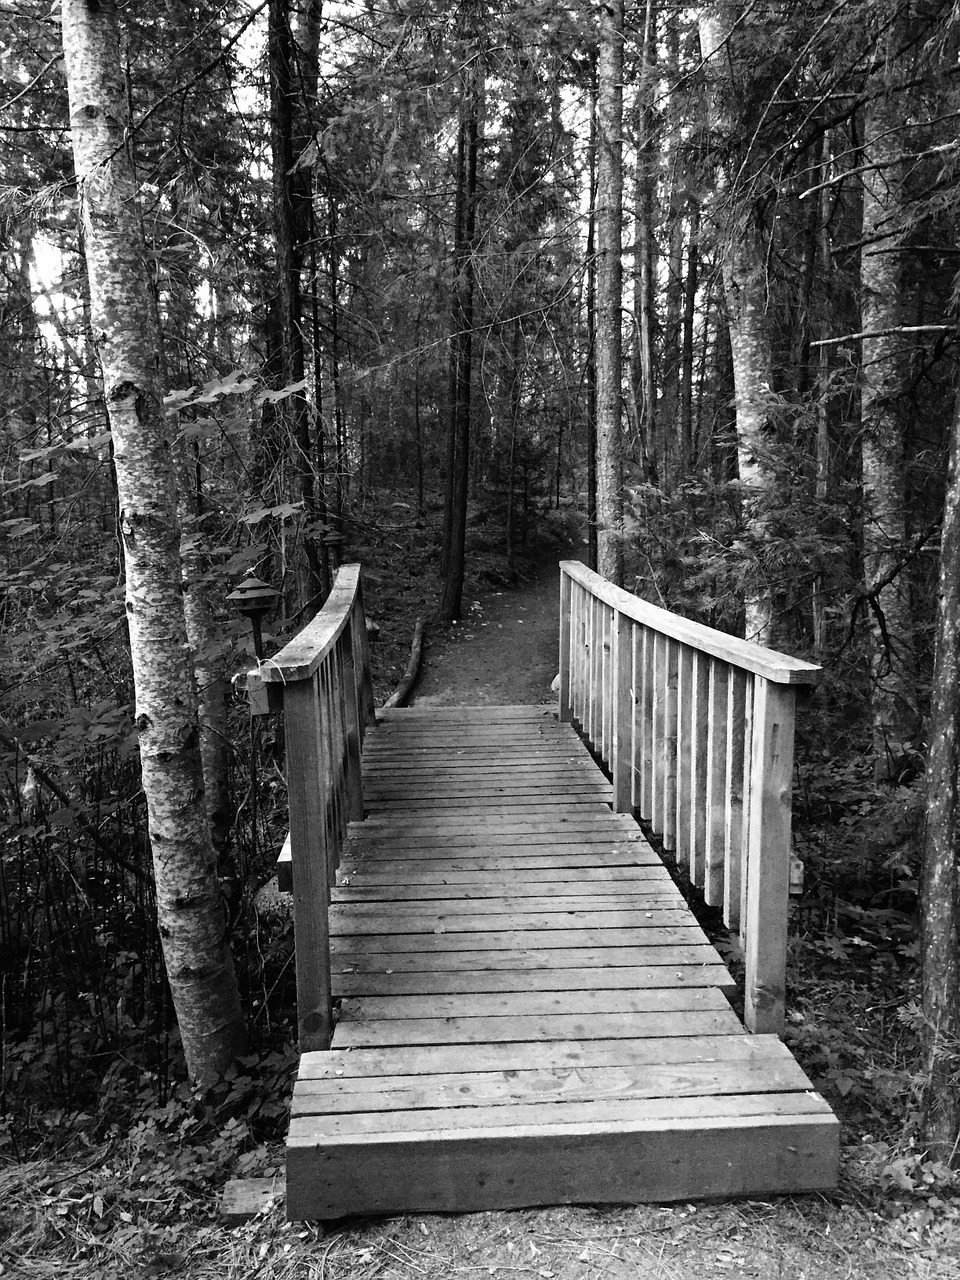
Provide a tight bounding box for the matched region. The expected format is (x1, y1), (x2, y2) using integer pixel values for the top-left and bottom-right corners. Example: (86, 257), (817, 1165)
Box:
(920, 389), (960, 1164)
(585, 75), (598, 573)
(699, 6), (778, 643)
(269, 0), (323, 613)
(595, 0), (624, 586)
(439, 57), (482, 622)
(860, 27), (916, 776)
(61, 0), (245, 1085)
(631, 0), (658, 486)
(679, 202), (700, 473)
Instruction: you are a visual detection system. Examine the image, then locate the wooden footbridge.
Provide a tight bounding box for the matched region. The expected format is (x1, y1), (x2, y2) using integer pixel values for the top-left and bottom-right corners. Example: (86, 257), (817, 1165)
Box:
(254, 562), (839, 1220)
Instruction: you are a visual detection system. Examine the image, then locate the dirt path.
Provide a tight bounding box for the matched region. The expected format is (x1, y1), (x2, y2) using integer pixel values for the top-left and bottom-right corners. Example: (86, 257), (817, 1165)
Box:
(410, 555), (573, 707)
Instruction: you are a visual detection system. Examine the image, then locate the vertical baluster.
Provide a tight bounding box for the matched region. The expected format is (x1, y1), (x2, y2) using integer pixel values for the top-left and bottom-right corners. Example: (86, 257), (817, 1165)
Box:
(689, 650), (709, 887)
(559, 569), (573, 722)
(284, 673), (332, 1051)
(639, 626), (655, 821)
(353, 582), (376, 734)
(589, 593), (603, 749)
(723, 668), (748, 929)
(675, 644), (694, 864)
(662, 639), (679, 852)
(600, 602), (613, 765)
(320, 659), (340, 885)
(333, 638), (351, 844)
(341, 620), (364, 822)
(612, 609), (633, 811)
(575, 583), (586, 726)
(630, 623), (641, 813)
(704, 658), (729, 906)
(743, 679), (796, 1035)
(650, 632), (666, 837)
(739, 679), (754, 940)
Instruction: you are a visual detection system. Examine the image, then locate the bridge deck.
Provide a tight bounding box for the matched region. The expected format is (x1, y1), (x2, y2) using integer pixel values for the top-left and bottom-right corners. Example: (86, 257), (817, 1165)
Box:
(286, 705), (838, 1219)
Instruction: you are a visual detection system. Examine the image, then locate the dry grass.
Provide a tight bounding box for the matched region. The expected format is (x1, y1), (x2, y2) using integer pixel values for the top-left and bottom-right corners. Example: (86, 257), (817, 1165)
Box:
(2, 1150), (959, 1280)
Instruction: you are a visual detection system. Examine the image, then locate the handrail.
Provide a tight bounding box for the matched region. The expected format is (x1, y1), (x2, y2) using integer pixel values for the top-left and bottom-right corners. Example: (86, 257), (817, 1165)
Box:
(559, 561), (820, 1036)
(260, 564), (375, 1051)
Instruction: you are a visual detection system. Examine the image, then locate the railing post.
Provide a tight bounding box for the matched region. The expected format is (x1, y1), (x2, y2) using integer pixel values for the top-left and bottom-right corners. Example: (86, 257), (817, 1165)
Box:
(743, 678), (797, 1035)
(354, 580), (376, 733)
(284, 677), (333, 1052)
(611, 608), (633, 811)
(559, 568), (573, 722)
(341, 622), (364, 822)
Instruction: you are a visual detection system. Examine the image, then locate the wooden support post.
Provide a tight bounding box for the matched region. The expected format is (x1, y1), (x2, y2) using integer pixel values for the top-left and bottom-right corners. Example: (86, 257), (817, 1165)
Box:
(341, 623), (364, 822)
(744, 680), (796, 1036)
(354, 581), (376, 733)
(284, 678), (333, 1052)
(638, 627), (654, 822)
(690, 650), (709, 887)
(703, 658), (728, 907)
(662, 640), (679, 852)
(559, 568), (573, 722)
(723, 668), (748, 930)
(675, 645), (694, 864)
(612, 609), (633, 812)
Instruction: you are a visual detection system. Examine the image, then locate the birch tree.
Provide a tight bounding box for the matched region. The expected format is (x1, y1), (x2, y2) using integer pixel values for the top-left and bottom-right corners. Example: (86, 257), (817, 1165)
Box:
(61, 0), (245, 1084)
(921, 388), (960, 1163)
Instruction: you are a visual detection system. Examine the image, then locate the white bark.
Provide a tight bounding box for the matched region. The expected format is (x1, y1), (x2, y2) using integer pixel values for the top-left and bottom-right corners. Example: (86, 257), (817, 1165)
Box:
(61, 0), (244, 1084)
(595, 0), (624, 586)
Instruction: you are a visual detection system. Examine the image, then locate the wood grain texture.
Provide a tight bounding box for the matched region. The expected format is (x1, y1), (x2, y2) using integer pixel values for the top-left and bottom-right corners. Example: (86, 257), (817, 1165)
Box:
(284, 701), (837, 1219)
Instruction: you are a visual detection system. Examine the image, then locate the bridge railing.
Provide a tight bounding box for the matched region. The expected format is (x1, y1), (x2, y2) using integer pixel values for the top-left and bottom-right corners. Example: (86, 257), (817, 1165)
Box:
(258, 564), (376, 1051)
(558, 561), (820, 1036)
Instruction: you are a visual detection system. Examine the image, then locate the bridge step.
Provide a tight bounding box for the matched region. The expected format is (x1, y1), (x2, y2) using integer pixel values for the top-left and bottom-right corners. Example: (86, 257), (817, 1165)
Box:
(285, 705), (838, 1219)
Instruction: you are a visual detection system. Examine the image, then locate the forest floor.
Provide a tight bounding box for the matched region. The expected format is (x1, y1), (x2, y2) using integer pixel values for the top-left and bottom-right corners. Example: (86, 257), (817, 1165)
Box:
(4, 522), (960, 1279)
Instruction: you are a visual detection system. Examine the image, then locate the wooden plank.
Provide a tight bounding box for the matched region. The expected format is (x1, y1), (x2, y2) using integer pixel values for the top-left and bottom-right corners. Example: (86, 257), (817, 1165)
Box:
(340, 987), (732, 1022)
(220, 1178), (282, 1223)
(261, 563), (361, 683)
(339, 864), (671, 886)
(334, 891), (684, 913)
(335, 926), (711, 957)
(297, 1032), (802, 1080)
(333, 964), (736, 997)
(743, 679), (796, 1035)
(286, 1112), (838, 1218)
(334, 1007), (745, 1048)
(334, 877), (677, 900)
(330, 907), (699, 936)
(291, 1089), (832, 1137)
(559, 561), (821, 685)
(291, 1057), (815, 1116)
(343, 852), (662, 873)
(330, 943), (725, 971)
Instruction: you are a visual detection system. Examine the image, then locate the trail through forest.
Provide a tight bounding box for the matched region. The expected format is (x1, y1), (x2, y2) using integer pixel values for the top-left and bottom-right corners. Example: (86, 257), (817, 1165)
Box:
(410, 552), (569, 707)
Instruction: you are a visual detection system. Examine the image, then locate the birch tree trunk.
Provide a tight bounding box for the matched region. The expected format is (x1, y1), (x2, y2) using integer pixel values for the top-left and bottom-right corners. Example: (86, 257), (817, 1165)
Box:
(860, 31), (916, 776)
(595, 0), (625, 587)
(699, 5), (777, 643)
(61, 0), (245, 1085)
(920, 389), (960, 1163)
